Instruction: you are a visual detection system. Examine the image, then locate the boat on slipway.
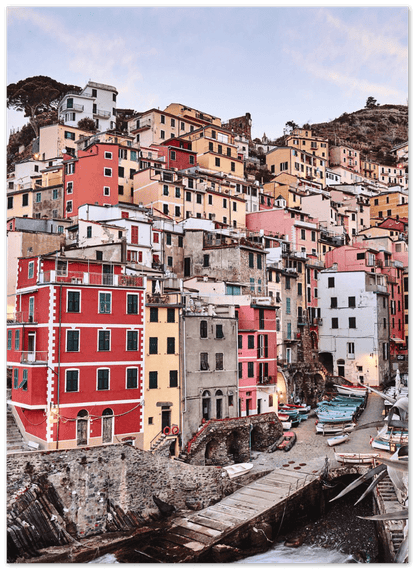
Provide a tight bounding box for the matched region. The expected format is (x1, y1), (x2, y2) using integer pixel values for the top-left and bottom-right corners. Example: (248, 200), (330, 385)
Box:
(224, 463), (253, 479)
(316, 422), (356, 434)
(327, 433), (350, 447)
(334, 384), (368, 398)
(334, 452), (379, 465)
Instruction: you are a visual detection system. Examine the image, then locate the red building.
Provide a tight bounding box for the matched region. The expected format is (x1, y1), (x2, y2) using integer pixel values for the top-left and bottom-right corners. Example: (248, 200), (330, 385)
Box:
(7, 254), (145, 449)
(63, 143), (121, 218)
(237, 302), (278, 416)
(155, 137), (197, 170)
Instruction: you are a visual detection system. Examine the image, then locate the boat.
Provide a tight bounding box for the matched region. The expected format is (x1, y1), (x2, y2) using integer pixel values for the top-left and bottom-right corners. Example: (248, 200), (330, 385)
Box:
(277, 431), (297, 451)
(281, 421), (292, 430)
(327, 433), (350, 446)
(317, 412), (354, 423)
(371, 438), (393, 451)
(277, 413), (290, 422)
(334, 452), (379, 465)
(223, 462), (253, 479)
(316, 422), (356, 434)
(334, 384), (368, 397)
(279, 403), (311, 414)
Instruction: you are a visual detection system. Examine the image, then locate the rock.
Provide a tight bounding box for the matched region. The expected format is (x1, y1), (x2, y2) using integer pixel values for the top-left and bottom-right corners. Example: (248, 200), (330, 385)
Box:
(211, 544), (241, 563)
(184, 497), (203, 511)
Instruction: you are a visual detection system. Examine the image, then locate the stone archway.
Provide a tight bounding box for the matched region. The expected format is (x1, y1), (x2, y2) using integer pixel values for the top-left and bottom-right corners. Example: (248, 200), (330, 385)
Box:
(251, 424), (265, 451)
(227, 430), (244, 463)
(205, 440), (217, 462)
(319, 352), (333, 374)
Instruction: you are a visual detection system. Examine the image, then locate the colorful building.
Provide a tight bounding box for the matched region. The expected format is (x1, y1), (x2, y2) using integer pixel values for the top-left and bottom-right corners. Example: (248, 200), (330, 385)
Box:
(7, 255), (145, 450)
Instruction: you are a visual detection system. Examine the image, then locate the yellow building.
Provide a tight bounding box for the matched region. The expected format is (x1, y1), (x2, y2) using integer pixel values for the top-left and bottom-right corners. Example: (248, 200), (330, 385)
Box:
(127, 108), (201, 148)
(370, 190), (408, 221)
(266, 146), (326, 185)
(38, 123), (91, 160)
(140, 288), (182, 454)
(182, 126), (245, 179)
(133, 168), (246, 229)
(360, 158), (379, 181)
(285, 128), (329, 162)
(164, 103), (222, 127)
(263, 175), (303, 209)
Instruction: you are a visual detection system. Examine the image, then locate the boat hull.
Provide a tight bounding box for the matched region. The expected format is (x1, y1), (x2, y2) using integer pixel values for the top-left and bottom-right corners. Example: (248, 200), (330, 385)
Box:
(334, 453), (379, 464)
(327, 434), (349, 446)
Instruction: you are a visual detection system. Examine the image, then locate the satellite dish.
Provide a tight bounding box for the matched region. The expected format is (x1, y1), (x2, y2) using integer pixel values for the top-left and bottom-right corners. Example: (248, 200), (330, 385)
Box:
(62, 148), (67, 155)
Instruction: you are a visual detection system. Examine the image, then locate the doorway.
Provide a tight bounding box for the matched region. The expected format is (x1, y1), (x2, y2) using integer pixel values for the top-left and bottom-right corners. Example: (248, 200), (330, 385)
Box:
(102, 408), (113, 443)
(77, 410), (88, 446)
(161, 407), (171, 431)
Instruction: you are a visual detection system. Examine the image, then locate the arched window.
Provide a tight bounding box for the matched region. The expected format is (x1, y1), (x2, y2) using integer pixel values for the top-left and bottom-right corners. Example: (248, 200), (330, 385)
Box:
(202, 390), (211, 420)
(215, 390), (223, 419)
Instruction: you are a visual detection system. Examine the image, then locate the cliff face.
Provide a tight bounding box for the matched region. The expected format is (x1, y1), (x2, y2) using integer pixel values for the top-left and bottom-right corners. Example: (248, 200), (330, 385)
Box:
(310, 104), (408, 165)
(270, 104), (408, 166)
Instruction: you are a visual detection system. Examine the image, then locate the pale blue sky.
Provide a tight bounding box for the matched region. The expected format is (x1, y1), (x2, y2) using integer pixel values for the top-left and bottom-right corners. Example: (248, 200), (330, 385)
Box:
(6, 5), (408, 140)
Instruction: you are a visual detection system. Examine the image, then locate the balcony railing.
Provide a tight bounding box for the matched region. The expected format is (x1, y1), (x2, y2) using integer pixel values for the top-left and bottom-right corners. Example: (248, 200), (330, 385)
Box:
(62, 103), (84, 113)
(93, 108), (111, 118)
(39, 270), (143, 288)
(7, 311), (37, 324)
(20, 351), (48, 364)
(258, 375), (276, 385)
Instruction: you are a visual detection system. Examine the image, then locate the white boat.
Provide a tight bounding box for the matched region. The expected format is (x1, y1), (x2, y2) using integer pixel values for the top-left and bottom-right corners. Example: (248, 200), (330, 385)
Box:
(327, 434), (350, 447)
(281, 421), (292, 430)
(223, 462), (253, 479)
(334, 384), (368, 397)
(316, 422), (356, 434)
(334, 452), (379, 465)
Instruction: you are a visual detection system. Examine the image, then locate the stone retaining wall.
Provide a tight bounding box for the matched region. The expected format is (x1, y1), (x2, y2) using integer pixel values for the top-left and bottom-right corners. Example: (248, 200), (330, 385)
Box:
(7, 443), (234, 559)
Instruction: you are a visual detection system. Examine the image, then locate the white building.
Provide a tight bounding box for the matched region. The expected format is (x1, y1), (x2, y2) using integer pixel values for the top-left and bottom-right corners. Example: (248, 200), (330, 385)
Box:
(59, 81), (118, 132)
(318, 269), (390, 386)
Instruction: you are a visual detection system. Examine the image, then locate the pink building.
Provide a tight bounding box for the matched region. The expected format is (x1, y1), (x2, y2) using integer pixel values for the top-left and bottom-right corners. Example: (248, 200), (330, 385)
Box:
(237, 303), (278, 416)
(246, 208), (320, 256)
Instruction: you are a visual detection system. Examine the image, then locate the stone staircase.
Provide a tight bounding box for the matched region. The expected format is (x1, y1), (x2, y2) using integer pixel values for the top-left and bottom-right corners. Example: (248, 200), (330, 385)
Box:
(7, 409), (28, 453)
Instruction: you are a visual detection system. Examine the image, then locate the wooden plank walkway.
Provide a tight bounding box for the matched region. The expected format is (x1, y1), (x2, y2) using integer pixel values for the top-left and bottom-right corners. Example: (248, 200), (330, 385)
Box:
(141, 459), (323, 562)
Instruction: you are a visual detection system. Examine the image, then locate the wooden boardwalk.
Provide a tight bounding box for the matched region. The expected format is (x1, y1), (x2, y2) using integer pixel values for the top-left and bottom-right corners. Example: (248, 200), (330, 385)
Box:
(139, 460), (323, 562)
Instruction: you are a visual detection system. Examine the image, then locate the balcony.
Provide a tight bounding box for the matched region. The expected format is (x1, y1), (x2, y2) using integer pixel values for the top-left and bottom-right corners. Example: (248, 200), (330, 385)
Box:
(20, 351), (48, 364)
(7, 311), (37, 324)
(93, 108), (111, 119)
(39, 270), (143, 288)
(61, 103), (84, 113)
(258, 375), (276, 385)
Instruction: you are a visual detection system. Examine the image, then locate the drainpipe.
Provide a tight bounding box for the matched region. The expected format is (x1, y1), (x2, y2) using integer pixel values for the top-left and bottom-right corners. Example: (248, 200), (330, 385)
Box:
(55, 284), (63, 449)
(249, 423), (253, 461)
(180, 312), (187, 450)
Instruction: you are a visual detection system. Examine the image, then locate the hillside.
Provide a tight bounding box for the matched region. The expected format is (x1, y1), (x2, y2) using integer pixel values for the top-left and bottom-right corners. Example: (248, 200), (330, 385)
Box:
(273, 104), (408, 166)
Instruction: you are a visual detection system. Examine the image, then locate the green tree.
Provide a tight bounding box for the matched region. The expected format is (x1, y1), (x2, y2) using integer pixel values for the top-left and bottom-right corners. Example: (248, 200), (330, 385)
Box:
(365, 97), (378, 109)
(77, 118), (97, 132)
(7, 76), (81, 137)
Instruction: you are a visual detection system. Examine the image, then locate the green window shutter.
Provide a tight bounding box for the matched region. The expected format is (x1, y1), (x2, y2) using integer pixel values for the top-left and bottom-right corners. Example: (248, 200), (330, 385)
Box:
(149, 371), (158, 389)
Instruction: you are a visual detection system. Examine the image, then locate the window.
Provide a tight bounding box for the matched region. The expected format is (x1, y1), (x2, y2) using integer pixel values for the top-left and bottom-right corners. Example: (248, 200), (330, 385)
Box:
(66, 181), (73, 194)
(356, 252), (365, 260)
(238, 335), (242, 349)
(66, 200), (73, 213)
(149, 337), (158, 354)
(247, 362), (254, 377)
(248, 335), (255, 349)
(127, 330), (138, 351)
(216, 324), (224, 339)
(126, 368), (138, 389)
(215, 353), (224, 370)
(167, 308), (175, 323)
(330, 297), (337, 308)
(67, 291), (80, 313)
(175, 205), (181, 217)
(97, 369), (109, 390)
(98, 330), (110, 351)
(66, 330), (79, 352)
(7, 330), (12, 350)
(203, 254), (210, 268)
(28, 261), (34, 279)
(249, 252), (254, 268)
(127, 294), (138, 314)
(257, 254), (262, 270)
(285, 277), (291, 290)
(96, 251), (103, 261)
(86, 225), (92, 239)
(331, 318), (339, 329)
(200, 320), (208, 338)
(104, 168), (112, 177)
(149, 371), (158, 389)
(7, 196), (13, 209)
(286, 298), (291, 314)
(200, 352), (209, 371)
(14, 330), (20, 351)
(347, 343), (355, 358)
(167, 337), (175, 354)
(238, 362), (243, 379)
(170, 151), (176, 161)
(13, 368), (19, 389)
(104, 151), (113, 159)
(34, 192), (42, 203)
(348, 296), (356, 308)
(160, 130), (165, 139)
(349, 317), (356, 329)
(103, 186), (110, 196)
(231, 162), (235, 172)
(215, 157), (220, 167)
(328, 277), (335, 288)
(169, 370), (178, 388)
(297, 283), (302, 296)
(66, 370), (79, 392)
(163, 204), (169, 215)
(160, 115), (166, 124)
(185, 191), (192, 202)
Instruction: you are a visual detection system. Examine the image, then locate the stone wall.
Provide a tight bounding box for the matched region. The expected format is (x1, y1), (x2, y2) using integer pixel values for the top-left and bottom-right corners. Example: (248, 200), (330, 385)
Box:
(183, 412), (283, 466)
(7, 443), (234, 558)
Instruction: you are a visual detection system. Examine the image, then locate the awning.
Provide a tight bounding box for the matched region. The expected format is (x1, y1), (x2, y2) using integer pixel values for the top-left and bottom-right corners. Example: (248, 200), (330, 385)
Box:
(390, 337), (405, 344)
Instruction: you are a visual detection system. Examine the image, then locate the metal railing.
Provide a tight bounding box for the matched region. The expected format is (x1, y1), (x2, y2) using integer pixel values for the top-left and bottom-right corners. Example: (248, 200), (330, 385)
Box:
(62, 103), (84, 112)
(7, 311), (36, 324)
(20, 351), (48, 363)
(258, 375), (276, 385)
(93, 108), (111, 118)
(39, 270), (143, 288)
